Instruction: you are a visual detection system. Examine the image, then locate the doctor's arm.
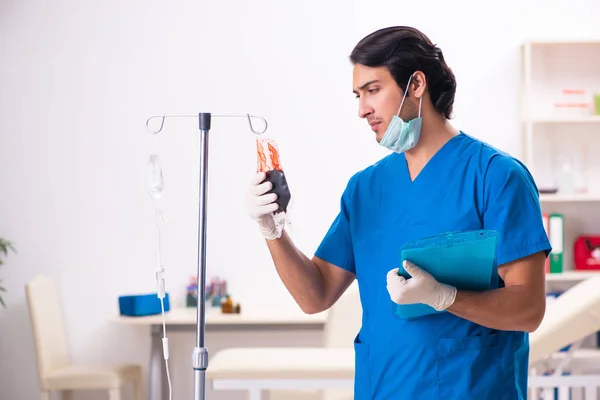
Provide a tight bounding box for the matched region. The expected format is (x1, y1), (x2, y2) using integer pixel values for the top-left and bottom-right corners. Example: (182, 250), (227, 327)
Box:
(265, 230), (356, 314)
(387, 251), (548, 333)
(245, 171), (356, 315)
(445, 155), (550, 332)
(446, 250), (547, 333)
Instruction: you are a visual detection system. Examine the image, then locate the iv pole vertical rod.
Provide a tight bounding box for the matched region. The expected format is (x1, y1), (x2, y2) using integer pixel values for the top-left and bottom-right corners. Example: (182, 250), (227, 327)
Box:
(193, 112), (210, 400)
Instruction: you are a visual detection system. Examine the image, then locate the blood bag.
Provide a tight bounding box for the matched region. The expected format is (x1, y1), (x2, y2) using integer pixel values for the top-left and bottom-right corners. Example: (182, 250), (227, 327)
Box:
(256, 138), (291, 213)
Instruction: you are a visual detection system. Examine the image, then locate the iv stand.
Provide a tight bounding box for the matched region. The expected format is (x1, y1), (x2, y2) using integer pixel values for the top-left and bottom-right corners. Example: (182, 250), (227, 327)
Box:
(146, 112), (268, 400)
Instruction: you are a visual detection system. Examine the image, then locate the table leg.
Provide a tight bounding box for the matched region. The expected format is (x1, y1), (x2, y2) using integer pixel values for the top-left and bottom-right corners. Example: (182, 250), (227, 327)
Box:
(248, 389), (262, 400)
(148, 325), (168, 400)
(584, 386), (596, 400)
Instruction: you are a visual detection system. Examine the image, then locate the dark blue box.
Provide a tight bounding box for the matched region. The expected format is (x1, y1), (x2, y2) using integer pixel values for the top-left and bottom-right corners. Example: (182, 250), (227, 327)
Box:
(118, 293), (170, 316)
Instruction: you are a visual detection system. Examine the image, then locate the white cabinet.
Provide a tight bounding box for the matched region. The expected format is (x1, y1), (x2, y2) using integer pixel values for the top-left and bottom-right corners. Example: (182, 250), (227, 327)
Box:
(521, 40), (600, 273)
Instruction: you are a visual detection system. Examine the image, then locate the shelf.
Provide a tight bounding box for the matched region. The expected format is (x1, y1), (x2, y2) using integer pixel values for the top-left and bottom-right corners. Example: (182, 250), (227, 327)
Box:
(525, 39), (600, 47)
(531, 116), (600, 124)
(546, 271), (600, 282)
(539, 193), (600, 202)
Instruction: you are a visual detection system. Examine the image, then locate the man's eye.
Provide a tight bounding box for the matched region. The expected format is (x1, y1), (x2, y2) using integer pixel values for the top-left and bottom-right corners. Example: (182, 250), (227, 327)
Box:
(368, 88), (379, 94)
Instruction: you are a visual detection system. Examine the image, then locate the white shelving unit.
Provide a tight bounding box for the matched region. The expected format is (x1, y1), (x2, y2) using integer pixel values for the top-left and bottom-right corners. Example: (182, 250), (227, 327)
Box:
(521, 41), (600, 382)
(520, 39), (600, 275)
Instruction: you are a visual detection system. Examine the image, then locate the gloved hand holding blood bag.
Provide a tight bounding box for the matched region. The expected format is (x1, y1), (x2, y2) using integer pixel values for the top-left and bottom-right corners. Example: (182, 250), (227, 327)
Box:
(256, 138), (291, 213)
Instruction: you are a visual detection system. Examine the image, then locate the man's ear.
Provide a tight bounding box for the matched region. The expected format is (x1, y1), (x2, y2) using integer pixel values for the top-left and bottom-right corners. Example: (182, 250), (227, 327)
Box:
(411, 71), (427, 98)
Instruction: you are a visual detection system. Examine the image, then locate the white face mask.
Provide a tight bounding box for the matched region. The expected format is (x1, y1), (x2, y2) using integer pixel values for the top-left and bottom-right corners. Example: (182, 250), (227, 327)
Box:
(379, 75), (423, 153)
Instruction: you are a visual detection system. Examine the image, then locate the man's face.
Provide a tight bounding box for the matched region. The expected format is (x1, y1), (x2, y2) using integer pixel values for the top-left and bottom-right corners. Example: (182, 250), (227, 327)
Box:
(352, 64), (408, 143)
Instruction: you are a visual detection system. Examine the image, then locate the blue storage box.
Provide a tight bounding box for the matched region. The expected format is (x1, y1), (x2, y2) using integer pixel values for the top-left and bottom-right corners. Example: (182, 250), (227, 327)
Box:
(118, 293), (170, 316)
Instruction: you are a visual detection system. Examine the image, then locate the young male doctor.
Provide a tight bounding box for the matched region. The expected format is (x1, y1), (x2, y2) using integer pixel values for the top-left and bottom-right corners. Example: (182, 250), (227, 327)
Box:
(244, 26), (551, 399)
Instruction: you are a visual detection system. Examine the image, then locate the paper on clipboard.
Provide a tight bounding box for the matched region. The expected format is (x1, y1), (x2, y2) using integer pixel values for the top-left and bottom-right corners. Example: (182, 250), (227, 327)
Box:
(393, 230), (499, 319)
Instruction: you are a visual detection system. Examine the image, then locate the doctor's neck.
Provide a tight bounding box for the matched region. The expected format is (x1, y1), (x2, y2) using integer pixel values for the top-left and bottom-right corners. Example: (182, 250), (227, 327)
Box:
(404, 102), (460, 164)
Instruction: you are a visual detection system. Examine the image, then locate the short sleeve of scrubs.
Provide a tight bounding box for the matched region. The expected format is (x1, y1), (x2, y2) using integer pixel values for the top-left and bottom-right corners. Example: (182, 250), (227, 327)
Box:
(313, 174), (359, 274)
(483, 155), (552, 266)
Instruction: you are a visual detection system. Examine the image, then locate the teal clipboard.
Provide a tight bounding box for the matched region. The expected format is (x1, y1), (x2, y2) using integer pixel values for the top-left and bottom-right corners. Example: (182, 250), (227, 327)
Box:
(393, 230), (499, 319)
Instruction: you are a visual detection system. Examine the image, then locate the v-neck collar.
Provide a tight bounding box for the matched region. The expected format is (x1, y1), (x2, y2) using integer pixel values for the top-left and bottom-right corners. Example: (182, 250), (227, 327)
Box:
(397, 132), (465, 184)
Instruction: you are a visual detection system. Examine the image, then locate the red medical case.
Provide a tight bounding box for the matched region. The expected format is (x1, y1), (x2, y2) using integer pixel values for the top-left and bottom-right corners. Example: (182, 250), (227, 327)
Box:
(574, 236), (600, 271)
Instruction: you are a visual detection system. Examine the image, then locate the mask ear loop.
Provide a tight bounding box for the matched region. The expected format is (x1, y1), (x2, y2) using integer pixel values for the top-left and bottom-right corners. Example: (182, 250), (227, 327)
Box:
(417, 96), (422, 118)
(396, 75), (413, 117)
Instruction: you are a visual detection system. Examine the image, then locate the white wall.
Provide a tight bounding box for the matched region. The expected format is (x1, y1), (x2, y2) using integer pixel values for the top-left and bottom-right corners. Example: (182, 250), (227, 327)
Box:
(1, 0), (600, 399)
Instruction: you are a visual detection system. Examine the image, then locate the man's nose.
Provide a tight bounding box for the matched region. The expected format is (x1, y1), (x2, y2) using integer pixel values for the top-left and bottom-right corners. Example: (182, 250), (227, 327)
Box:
(358, 100), (373, 119)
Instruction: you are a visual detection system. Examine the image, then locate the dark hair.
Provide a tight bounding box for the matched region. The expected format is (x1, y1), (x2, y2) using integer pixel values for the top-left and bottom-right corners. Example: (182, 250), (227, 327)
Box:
(349, 26), (457, 119)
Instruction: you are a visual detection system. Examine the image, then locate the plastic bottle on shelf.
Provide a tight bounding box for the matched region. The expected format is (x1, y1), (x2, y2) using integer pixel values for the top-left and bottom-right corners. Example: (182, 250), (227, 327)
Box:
(556, 155), (575, 194)
(572, 145), (588, 194)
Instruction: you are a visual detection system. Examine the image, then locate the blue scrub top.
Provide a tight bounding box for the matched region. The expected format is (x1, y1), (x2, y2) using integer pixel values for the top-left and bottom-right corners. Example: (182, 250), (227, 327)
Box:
(315, 132), (552, 400)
